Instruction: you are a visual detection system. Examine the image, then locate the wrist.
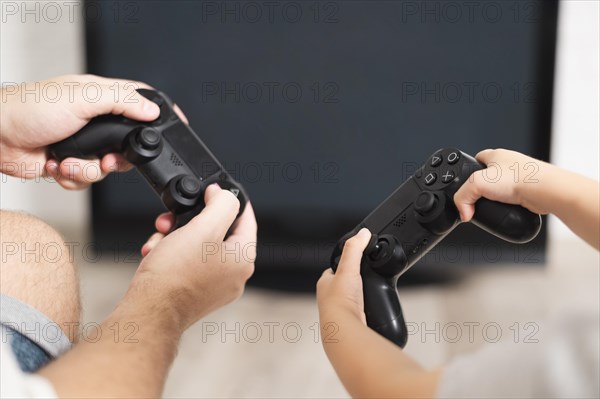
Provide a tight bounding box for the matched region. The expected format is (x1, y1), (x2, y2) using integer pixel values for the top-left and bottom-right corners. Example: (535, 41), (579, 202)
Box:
(521, 161), (566, 215)
(118, 272), (188, 335)
(319, 302), (363, 325)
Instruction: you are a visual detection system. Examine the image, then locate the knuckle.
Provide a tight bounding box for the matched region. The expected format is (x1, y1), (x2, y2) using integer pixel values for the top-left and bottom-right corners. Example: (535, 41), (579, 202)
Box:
(343, 236), (361, 251)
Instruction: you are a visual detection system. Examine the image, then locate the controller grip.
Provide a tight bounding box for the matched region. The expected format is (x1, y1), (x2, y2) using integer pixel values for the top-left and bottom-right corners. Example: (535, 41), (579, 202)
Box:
(362, 272), (408, 348)
(472, 198), (542, 244)
(49, 115), (137, 161)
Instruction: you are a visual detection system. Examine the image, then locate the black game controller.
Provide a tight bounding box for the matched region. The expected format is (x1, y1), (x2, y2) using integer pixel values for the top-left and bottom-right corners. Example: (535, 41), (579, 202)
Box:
(330, 148), (542, 348)
(49, 89), (247, 230)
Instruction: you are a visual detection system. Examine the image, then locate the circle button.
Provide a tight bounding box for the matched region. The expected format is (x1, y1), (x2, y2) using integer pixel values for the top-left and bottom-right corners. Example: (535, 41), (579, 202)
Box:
(447, 152), (460, 164)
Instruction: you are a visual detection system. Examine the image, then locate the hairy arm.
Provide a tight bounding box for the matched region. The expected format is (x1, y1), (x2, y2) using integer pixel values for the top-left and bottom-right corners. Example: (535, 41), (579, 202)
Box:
(38, 186), (256, 398)
(38, 280), (182, 398)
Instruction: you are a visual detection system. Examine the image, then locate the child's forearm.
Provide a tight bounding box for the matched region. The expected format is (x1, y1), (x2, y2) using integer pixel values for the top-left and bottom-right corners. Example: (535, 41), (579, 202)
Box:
(320, 309), (441, 398)
(523, 163), (600, 249)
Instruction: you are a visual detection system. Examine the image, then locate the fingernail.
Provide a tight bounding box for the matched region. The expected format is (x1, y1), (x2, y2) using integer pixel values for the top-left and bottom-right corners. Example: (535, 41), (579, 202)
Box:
(46, 161), (59, 176)
(357, 227), (371, 238)
(144, 101), (160, 116)
(67, 164), (80, 179)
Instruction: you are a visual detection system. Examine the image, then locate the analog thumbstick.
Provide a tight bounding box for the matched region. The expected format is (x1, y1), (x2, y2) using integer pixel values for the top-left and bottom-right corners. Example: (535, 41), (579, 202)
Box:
(124, 127), (162, 164)
(137, 128), (161, 150)
(176, 176), (202, 199)
(414, 191), (438, 216)
(369, 240), (390, 262)
(414, 191), (458, 235)
(366, 235), (407, 277)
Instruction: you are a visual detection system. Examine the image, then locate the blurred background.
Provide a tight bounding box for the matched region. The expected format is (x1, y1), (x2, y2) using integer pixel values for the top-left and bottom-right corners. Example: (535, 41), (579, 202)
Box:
(1, 1), (598, 397)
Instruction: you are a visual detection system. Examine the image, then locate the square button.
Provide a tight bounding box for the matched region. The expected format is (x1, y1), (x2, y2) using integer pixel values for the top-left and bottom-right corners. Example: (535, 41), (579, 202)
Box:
(424, 172), (437, 185)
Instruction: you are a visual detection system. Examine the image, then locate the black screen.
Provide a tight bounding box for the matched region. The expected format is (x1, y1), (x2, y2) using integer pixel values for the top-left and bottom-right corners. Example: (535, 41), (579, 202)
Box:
(88, 0), (557, 288)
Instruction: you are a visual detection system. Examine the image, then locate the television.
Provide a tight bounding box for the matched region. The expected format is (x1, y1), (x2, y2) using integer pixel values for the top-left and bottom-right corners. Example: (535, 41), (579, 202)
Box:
(86, 0), (558, 290)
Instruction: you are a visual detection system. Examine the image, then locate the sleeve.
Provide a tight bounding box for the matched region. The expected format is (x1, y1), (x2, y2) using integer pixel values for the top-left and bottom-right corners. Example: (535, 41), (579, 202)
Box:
(1, 341), (58, 399)
(436, 310), (600, 398)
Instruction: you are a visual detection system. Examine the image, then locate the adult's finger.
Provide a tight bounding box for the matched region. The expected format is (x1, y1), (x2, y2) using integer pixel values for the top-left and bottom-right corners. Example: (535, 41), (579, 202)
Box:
(77, 82), (160, 122)
(336, 228), (371, 276)
(51, 157), (104, 190)
(173, 104), (189, 124)
(225, 202), (257, 245)
(186, 184), (240, 242)
(141, 232), (165, 257)
(224, 202), (258, 262)
(97, 76), (188, 124)
(101, 153), (133, 174)
(155, 212), (175, 235)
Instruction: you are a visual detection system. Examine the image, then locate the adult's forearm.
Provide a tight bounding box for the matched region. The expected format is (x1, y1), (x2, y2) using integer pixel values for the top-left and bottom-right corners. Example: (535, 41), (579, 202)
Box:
(38, 283), (184, 398)
(320, 310), (440, 398)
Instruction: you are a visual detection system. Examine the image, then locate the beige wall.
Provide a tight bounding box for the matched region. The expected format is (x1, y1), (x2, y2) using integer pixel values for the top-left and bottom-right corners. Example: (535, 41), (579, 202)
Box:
(1, 0), (86, 239)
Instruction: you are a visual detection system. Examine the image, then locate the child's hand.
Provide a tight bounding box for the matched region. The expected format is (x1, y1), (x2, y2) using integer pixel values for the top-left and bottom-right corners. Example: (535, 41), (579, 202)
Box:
(316, 228), (371, 324)
(316, 229), (440, 399)
(0, 75), (187, 190)
(454, 148), (550, 221)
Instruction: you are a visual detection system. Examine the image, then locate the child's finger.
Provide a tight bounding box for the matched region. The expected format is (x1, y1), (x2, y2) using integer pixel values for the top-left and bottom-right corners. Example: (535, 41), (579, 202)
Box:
(475, 148), (496, 165)
(453, 170), (485, 221)
(316, 268), (334, 293)
(336, 228), (371, 276)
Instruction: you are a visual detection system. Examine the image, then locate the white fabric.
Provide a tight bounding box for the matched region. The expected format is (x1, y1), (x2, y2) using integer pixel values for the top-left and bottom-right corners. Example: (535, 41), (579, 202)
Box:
(437, 310), (600, 398)
(0, 340), (57, 399)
